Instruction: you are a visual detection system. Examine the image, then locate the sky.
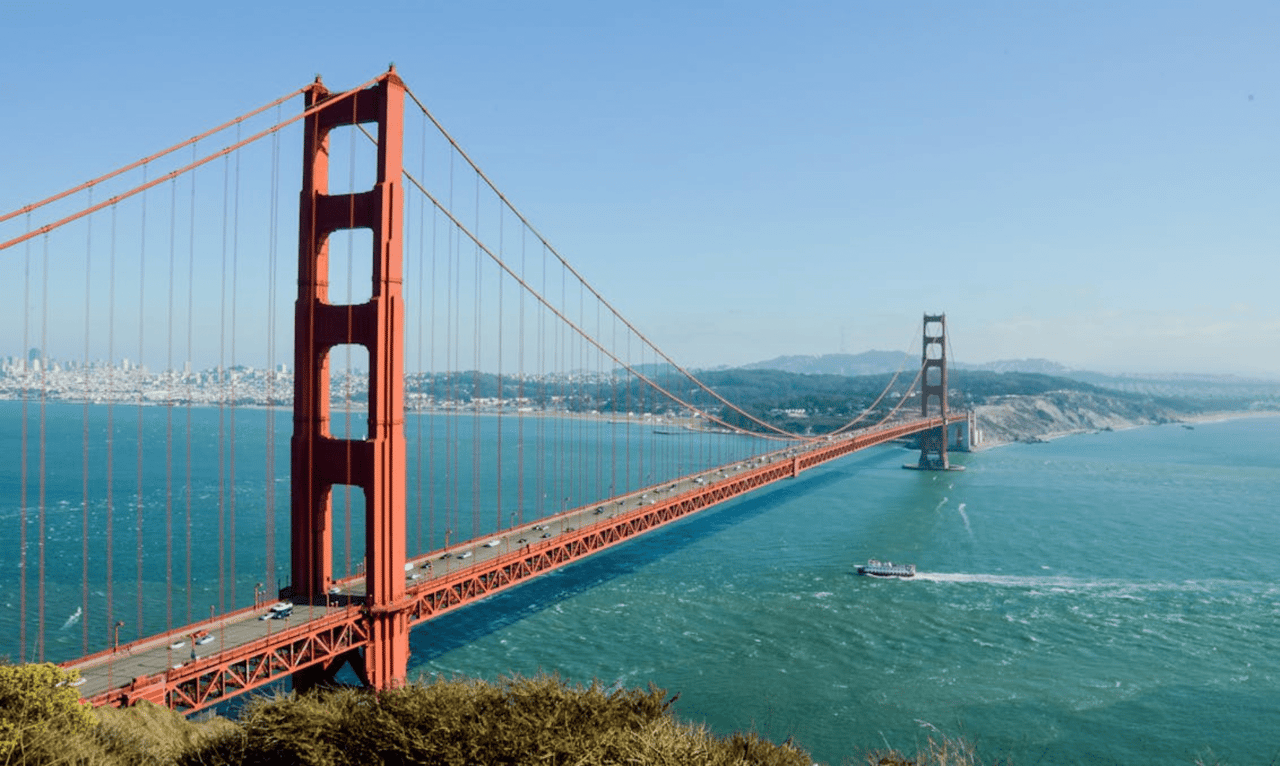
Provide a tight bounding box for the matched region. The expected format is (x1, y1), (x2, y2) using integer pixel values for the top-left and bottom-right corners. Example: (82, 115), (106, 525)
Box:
(2, 1), (1277, 377)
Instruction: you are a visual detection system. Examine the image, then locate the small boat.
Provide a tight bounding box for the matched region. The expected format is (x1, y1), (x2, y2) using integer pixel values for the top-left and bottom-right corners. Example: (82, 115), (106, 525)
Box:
(856, 559), (916, 578)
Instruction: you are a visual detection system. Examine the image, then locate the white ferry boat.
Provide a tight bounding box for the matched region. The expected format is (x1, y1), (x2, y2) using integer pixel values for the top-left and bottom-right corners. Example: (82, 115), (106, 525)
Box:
(856, 559), (916, 578)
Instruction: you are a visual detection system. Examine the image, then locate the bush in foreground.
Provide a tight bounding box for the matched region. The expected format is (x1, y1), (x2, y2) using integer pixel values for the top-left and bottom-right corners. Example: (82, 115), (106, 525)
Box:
(178, 674), (809, 766)
(0, 662), (98, 764)
(0, 668), (1005, 766)
(860, 735), (980, 766)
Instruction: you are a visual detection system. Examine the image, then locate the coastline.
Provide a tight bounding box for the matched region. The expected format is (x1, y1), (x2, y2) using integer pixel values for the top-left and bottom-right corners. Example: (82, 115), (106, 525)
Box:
(972, 390), (1280, 449)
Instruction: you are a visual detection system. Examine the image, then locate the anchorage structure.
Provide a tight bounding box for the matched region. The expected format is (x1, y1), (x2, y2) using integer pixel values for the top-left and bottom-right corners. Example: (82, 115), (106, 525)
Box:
(290, 71), (409, 689)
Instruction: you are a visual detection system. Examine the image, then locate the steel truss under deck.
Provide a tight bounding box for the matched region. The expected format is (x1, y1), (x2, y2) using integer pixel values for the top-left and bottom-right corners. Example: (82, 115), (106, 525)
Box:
(75, 414), (960, 714)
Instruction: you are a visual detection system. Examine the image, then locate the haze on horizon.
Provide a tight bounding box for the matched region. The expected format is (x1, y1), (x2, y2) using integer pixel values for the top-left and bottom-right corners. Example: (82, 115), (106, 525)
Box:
(1, 1), (1276, 378)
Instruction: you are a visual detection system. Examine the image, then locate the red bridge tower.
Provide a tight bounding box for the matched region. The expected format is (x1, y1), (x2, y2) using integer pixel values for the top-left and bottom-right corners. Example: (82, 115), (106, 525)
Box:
(915, 313), (955, 470)
(290, 69), (409, 690)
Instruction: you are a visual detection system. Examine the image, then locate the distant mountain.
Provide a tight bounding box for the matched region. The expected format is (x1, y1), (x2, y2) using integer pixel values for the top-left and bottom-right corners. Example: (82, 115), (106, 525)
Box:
(956, 358), (1073, 375)
(738, 351), (914, 376)
(737, 352), (1072, 377)
(731, 353), (1279, 402)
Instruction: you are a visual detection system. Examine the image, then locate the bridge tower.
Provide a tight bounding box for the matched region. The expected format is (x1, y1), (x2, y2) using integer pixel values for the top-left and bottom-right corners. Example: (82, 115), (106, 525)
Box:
(916, 313), (951, 470)
(290, 69), (408, 690)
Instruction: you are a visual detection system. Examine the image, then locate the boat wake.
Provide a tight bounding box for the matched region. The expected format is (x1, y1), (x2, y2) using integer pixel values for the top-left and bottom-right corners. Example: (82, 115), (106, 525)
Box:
(910, 573), (1247, 595)
(913, 572), (1087, 588)
(60, 607), (82, 631)
(957, 503), (973, 538)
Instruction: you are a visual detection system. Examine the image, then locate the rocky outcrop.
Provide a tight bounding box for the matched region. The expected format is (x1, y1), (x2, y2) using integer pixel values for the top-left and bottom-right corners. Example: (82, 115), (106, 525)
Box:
(972, 390), (1182, 447)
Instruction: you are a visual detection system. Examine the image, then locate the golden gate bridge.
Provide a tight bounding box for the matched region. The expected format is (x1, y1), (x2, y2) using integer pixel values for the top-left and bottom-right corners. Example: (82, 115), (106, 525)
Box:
(0, 68), (970, 713)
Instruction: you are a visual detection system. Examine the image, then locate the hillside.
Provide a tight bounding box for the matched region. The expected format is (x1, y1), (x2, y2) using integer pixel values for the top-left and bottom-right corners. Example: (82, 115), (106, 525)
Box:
(972, 389), (1185, 446)
(676, 366), (1279, 442)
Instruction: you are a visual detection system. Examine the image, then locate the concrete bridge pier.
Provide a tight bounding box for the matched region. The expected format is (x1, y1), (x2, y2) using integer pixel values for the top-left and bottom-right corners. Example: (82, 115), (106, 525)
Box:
(947, 412), (977, 452)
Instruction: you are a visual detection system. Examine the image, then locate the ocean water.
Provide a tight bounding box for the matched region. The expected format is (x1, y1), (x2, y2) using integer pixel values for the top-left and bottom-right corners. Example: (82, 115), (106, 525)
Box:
(408, 417), (1280, 765)
(3, 404), (1278, 764)
(0, 400), (766, 655)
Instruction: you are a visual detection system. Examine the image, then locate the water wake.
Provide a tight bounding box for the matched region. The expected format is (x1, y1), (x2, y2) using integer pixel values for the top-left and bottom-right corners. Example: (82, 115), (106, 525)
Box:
(957, 502), (973, 538)
(60, 606), (82, 630)
(912, 573), (1248, 595)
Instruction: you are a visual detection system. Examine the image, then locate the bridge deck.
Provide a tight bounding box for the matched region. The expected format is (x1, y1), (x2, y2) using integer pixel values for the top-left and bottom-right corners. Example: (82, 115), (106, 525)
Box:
(64, 415), (962, 712)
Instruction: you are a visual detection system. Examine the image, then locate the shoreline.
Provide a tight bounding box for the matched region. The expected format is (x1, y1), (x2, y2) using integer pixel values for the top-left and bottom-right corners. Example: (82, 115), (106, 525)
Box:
(972, 406), (1280, 450)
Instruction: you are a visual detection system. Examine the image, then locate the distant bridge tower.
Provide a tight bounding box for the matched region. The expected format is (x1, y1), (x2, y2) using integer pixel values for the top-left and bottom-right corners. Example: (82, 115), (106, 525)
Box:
(915, 313), (954, 470)
(290, 69), (409, 691)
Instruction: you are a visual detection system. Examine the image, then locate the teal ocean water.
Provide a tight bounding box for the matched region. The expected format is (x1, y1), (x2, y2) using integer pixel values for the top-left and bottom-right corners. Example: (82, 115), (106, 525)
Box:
(3, 403), (1278, 763)
(410, 417), (1280, 765)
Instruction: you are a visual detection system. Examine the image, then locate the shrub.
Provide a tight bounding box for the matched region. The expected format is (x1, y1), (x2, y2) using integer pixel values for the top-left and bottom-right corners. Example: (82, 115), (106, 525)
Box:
(181, 674), (812, 766)
(0, 662), (97, 763)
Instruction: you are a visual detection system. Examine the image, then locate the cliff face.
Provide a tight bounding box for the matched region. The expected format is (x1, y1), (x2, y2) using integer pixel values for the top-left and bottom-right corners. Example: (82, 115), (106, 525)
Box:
(972, 390), (1182, 447)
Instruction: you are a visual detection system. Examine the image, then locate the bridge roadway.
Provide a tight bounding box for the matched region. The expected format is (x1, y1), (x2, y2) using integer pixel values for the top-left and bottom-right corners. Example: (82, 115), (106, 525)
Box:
(63, 414), (961, 713)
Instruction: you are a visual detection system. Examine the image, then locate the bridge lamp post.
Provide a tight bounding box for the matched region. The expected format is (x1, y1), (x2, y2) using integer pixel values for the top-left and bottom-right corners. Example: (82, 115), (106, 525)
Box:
(112, 620), (124, 651)
(254, 582), (264, 607)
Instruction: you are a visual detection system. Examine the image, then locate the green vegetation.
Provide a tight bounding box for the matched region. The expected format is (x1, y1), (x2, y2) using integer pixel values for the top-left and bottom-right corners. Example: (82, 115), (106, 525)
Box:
(179, 675), (809, 766)
(1, 666), (1249, 765)
(405, 364), (1277, 437)
(0, 662), (97, 763)
(0, 672), (810, 766)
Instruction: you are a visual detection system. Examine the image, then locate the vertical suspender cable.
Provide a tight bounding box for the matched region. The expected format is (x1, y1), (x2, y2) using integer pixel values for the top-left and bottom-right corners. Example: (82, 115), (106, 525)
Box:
(610, 312), (617, 502)
(472, 173), (481, 540)
(517, 227), (526, 527)
(576, 279), (584, 504)
(229, 128), (241, 607)
(38, 234), (49, 659)
(455, 156), (465, 540)
(596, 297), (602, 500)
(165, 176), (177, 631)
(19, 221), (29, 661)
(638, 339), (645, 490)
(81, 195), (93, 654)
(429, 203), (438, 549)
(579, 281), (586, 501)
(217, 153), (228, 613)
(452, 158), (462, 538)
(136, 167), (148, 640)
(106, 204), (117, 654)
(625, 329), (631, 495)
(185, 146), (197, 624)
(553, 266), (562, 514)
(444, 153), (455, 544)
(537, 244), (546, 519)
(415, 116), (427, 555)
(496, 206), (504, 531)
(265, 106), (281, 589)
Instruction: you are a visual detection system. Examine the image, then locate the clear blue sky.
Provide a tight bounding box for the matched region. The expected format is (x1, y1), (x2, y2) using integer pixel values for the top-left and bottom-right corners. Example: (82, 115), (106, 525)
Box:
(3, 1), (1277, 376)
